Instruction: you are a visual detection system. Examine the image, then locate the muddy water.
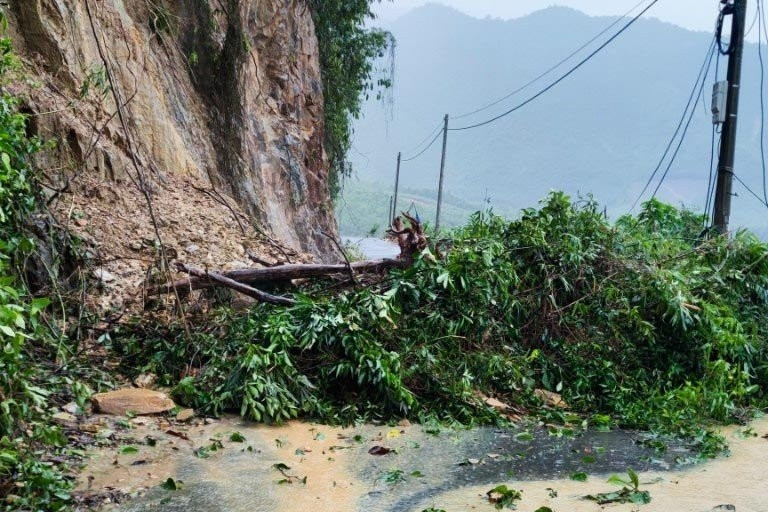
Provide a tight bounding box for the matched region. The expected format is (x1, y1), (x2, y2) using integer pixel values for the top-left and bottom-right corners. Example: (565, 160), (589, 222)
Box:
(86, 416), (768, 512)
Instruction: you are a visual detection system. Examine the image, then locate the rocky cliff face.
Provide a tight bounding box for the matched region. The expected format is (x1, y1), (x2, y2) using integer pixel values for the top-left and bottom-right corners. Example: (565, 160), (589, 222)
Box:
(7, 0), (337, 261)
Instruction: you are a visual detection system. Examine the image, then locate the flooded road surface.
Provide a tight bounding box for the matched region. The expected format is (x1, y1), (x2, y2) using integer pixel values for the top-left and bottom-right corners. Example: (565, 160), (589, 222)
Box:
(81, 415), (768, 511)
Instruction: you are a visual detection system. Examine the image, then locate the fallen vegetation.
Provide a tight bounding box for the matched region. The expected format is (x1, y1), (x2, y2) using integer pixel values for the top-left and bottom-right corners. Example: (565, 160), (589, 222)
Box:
(119, 192), (768, 456)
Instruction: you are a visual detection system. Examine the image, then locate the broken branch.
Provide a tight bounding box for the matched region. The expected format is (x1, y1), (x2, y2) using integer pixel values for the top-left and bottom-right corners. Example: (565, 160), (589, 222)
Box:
(149, 259), (404, 296)
(174, 263), (297, 306)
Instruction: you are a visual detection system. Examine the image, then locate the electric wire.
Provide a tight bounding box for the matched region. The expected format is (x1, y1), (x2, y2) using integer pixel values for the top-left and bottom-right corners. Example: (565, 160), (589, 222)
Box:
(630, 37), (717, 211)
(448, 0), (661, 132)
(704, 43), (723, 224)
(734, 173), (768, 208)
(758, 0), (768, 203)
(400, 120), (444, 158)
(717, 2), (735, 55)
(451, 0), (652, 121)
(649, 42), (717, 201)
(745, 0), (760, 38)
(704, 127), (721, 224)
(401, 127), (444, 162)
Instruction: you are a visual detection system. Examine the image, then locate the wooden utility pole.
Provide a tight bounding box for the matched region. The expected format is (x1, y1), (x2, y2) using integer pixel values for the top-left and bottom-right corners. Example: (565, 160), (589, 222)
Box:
(392, 152), (401, 222)
(713, 0), (747, 233)
(435, 114), (449, 231)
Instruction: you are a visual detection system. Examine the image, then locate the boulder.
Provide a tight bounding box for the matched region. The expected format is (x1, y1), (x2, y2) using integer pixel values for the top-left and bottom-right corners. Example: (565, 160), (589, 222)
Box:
(91, 388), (175, 416)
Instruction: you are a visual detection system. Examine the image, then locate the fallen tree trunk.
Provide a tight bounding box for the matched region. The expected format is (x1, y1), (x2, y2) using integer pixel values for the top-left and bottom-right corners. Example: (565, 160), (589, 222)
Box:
(174, 263), (297, 306)
(150, 258), (404, 296)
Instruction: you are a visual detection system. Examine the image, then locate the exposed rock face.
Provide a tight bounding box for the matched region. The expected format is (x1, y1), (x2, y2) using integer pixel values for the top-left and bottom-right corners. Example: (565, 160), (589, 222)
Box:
(6, 0), (336, 259)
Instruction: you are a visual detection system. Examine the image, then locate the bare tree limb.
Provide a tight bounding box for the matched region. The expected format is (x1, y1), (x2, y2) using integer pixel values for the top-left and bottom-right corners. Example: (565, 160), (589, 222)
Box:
(321, 230), (357, 285)
(149, 259), (403, 295)
(175, 263), (296, 306)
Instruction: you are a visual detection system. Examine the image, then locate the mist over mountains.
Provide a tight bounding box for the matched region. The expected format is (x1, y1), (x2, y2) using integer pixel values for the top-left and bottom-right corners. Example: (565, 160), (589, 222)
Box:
(338, 3), (767, 237)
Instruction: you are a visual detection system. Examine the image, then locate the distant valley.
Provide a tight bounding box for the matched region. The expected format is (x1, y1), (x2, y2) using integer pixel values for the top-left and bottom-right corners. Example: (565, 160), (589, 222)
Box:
(338, 4), (768, 238)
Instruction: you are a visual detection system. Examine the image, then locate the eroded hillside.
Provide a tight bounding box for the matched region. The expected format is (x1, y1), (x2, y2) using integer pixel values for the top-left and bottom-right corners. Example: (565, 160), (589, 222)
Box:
(6, 0), (337, 308)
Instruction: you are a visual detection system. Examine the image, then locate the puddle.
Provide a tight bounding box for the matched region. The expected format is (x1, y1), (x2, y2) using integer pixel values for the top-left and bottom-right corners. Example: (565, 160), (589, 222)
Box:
(84, 416), (768, 512)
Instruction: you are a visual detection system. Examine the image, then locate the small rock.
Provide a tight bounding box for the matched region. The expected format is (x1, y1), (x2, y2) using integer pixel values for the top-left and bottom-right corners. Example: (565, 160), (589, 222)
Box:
(397, 419), (412, 427)
(184, 244), (199, 254)
(75, 218), (88, 227)
(79, 423), (102, 434)
(52, 412), (77, 427)
(484, 396), (511, 412)
(709, 506), (736, 511)
(176, 409), (195, 422)
(62, 402), (81, 415)
(133, 373), (157, 389)
(93, 268), (116, 283)
(91, 388), (175, 416)
(534, 389), (568, 408)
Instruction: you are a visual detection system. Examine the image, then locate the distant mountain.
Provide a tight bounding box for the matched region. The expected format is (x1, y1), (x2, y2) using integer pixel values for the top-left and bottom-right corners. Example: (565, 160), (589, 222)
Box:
(338, 4), (768, 237)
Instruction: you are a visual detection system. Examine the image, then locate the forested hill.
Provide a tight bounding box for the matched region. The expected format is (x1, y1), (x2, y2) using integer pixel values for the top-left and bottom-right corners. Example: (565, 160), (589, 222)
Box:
(340, 4), (768, 237)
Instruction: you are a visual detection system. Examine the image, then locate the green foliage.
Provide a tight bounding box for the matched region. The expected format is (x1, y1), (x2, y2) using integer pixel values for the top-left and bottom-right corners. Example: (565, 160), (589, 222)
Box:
(119, 192), (768, 455)
(0, 16), (91, 510)
(307, 1), (394, 198)
(586, 469), (651, 505)
(486, 484), (522, 509)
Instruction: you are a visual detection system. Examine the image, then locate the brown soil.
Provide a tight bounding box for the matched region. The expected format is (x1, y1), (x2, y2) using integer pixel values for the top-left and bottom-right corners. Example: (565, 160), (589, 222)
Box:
(50, 170), (312, 313)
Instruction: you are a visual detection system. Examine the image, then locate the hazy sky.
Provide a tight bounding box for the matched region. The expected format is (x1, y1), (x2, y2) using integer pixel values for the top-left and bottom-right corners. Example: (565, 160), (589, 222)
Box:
(373, 0), (763, 41)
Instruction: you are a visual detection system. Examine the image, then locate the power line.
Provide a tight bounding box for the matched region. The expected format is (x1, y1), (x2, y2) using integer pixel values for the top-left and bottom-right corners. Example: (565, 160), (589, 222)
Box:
(758, 0), (768, 202)
(704, 126), (721, 223)
(745, 0), (761, 37)
(401, 120), (444, 157)
(734, 172), (768, 208)
(649, 42), (716, 201)
(704, 47), (723, 224)
(448, 0), (661, 132)
(452, 0), (653, 121)
(630, 37), (716, 210)
(401, 127), (444, 162)
(717, 2), (736, 55)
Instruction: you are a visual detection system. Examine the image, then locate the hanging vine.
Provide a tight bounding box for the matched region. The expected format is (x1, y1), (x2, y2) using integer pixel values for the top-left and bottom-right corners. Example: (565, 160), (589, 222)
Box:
(306, 0), (395, 199)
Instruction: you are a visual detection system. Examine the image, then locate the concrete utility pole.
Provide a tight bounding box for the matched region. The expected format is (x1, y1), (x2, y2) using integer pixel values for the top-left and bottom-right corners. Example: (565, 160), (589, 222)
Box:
(435, 114), (449, 231)
(392, 152), (401, 222)
(388, 195), (394, 227)
(713, 0), (747, 233)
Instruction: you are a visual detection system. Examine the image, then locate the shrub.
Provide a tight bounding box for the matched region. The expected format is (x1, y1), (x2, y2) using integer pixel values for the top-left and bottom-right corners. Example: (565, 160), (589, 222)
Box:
(119, 192), (768, 454)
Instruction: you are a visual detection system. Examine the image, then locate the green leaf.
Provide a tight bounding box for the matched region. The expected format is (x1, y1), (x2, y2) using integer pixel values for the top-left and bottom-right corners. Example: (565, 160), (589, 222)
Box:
(229, 432), (246, 443)
(160, 477), (182, 490)
(29, 297), (50, 315)
(514, 431), (533, 442)
(629, 490), (652, 504)
(120, 446), (139, 455)
(570, 471), (588, 482)
(607, 474), (629, 486)
(627, 468), (639, 489)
